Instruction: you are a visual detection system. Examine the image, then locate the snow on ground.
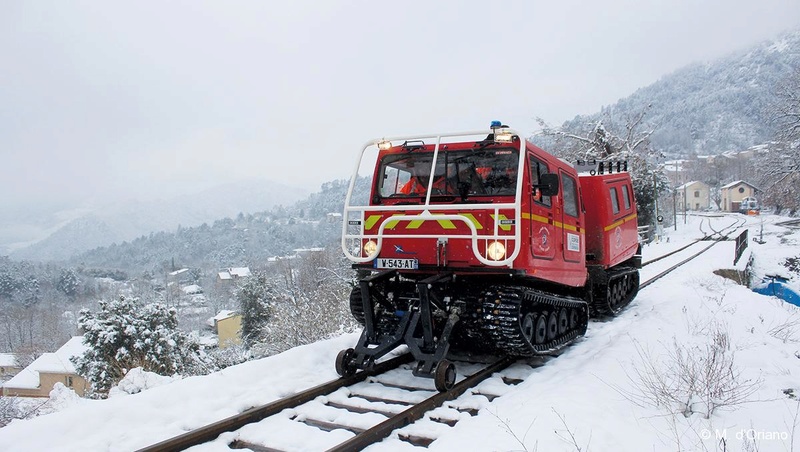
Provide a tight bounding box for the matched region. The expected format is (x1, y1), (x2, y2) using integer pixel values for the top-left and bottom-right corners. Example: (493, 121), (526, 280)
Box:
(0, 213), (799, 451)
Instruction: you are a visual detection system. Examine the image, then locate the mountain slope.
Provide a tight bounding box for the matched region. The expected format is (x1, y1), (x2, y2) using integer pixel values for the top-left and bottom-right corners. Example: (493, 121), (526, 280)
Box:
(558, 29), (800, 156)
(11, 178), (308, 262)
(59, 178), (369, 273)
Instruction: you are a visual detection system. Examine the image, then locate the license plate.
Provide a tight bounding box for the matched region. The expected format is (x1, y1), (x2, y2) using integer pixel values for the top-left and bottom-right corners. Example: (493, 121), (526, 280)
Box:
(374, 258), (419, 270)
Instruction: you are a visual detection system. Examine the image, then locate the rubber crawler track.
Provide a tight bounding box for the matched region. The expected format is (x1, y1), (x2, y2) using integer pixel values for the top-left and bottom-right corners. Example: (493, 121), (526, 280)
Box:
(479, 285), (588, 356)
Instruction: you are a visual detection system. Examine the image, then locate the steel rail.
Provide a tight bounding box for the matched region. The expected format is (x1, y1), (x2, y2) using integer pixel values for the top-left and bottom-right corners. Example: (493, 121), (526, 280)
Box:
(136, 353), (413, 452)
(640, 229), (739, 290)
(325, 356), (515, 452)
(641, 216), (744, 267)
(641, 239), (704, 267)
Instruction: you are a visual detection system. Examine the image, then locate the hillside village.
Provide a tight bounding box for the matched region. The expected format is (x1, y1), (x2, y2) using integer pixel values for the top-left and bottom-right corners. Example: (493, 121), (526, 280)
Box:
(666, 144), (768, 214)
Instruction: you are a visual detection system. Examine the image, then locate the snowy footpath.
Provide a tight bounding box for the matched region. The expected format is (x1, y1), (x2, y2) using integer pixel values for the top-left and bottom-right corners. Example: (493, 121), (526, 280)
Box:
(0, 213), (799, 452)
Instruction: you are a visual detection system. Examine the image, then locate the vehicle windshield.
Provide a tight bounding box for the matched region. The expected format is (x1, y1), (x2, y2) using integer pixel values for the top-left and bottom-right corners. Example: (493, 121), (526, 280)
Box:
(377, 148), (519, 199)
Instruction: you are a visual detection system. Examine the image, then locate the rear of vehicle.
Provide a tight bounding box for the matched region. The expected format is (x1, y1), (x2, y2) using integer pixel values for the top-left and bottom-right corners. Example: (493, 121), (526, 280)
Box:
(578, 162), (641, 315)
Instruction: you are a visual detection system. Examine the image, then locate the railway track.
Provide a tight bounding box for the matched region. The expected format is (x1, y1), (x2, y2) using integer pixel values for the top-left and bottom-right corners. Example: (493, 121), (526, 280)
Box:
(641, 215), (745, 267)
(137, 354), (528, 452)
(640, 215), (746, 288)
(138, 217), (749, 452)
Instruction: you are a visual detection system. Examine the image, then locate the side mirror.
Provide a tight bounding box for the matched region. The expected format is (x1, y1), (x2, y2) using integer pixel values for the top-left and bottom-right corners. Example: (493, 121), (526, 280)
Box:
(536, 173), (560, 197)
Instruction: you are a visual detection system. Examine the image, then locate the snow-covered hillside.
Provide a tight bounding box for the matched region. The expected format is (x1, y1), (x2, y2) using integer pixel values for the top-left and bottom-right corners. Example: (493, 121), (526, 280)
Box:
(6, 178), (308, 261)
(0, 214), (799, 451)
(558, 29), (800, 157)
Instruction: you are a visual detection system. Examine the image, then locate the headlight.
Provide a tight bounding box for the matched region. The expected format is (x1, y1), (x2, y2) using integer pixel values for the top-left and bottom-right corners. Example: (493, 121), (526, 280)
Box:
(487, 241), (506, 261)
(363, 240), (378, 257)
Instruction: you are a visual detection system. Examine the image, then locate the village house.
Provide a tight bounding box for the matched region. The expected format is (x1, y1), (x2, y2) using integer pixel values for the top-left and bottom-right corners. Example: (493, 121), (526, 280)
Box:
(167, 267), (193, 284)
(677, 181), (712, 211)
(662, 159), (690, 187)
(207, 310), (242, 348)
(217, 267), (251, 284)
(2, 337), (89, 397)
(720, 180), (759, 212)
(0, 353), (21, 380)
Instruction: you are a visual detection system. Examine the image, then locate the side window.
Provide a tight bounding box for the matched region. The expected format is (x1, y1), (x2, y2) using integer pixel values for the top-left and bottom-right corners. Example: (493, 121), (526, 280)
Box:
(610, 187), (620, 214)
(622, 185), (631, 210)
(380, 165), (411, 197)
(694, 190), (700, 198)
(529, 156), (551, 207)
(561, 173), (578, 217)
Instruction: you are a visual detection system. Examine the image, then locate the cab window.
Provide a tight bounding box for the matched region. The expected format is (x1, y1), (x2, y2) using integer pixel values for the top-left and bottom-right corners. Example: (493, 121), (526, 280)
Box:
(529, 157), (551, 207)
(561, 173), (579, 217)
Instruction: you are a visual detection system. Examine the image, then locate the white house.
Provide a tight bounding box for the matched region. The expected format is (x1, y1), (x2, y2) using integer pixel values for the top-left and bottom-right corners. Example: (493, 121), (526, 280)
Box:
(677, 181), (712, 211)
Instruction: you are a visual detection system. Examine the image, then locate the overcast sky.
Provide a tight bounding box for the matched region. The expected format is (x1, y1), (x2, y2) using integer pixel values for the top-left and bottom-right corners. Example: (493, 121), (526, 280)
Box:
(2, 1), (799, 211)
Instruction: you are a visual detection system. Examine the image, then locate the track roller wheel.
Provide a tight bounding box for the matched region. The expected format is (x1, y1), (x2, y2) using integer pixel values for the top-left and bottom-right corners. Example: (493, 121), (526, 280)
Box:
(534, 315), (548, 345)
(335, 348), (357, 377)
(569, 309), (579, 329)
(520, 312), (536, 344)
(546, 311), (558, 341)
(557, 308), (569, 335)
(434, 360), (456, 391)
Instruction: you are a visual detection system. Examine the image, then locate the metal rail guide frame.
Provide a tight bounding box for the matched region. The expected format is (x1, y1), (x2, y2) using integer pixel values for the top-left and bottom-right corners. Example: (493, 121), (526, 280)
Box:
(405, 273), (459, 378)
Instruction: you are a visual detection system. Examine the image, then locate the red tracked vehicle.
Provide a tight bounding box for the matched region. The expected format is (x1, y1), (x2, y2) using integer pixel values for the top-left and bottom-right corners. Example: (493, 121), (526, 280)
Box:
(338, 122), (641, 390)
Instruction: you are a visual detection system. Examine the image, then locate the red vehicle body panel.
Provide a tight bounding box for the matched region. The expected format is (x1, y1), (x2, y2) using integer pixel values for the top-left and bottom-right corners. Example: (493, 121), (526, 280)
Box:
(580, 173), (639, 268)
(346, 137), (638, 289)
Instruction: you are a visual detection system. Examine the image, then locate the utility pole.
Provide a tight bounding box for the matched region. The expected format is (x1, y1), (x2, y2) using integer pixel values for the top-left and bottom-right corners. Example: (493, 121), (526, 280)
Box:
(683, 181), (688, 224)
(653, 170), (659, 240)
(673, 160), (678, 230)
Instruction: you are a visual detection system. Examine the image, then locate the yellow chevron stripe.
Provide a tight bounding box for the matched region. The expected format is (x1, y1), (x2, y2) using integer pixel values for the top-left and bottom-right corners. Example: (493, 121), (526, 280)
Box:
(365, 215), (382, 231)
(384, 213), (405, 230)
(460, 213), (483, 230)
(365, 213), (480, 231)
(490, 214), (514, 231)
(406, 215), (457, 230)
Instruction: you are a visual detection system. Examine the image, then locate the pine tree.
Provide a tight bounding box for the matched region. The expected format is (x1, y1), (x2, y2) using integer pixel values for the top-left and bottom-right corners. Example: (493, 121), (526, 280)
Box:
(71, 296), (201, 397)
(236, 272), (273, 348)
(56, 268), (80, 297)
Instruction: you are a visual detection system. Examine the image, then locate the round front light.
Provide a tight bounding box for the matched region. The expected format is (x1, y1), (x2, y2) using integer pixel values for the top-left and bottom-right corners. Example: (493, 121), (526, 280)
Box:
(363, 240), (378, 257)
(487, 241), (506, 261)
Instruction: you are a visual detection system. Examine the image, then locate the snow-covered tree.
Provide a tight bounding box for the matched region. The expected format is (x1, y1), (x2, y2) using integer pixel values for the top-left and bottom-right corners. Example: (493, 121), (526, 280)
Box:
(772, 67), (800, 143)
(236, 272), (273, 348)
(262, 248), (358, 355)
(56, 268), (80, 297)
(756, 68), (800, 213)
(71, 296), (202, 397)
(535, 105), (669, 226)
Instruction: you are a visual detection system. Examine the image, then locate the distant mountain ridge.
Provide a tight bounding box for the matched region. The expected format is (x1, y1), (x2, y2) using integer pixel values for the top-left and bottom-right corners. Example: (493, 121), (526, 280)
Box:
(64, 178), (369, 273)
(557, 29), (800, 157)
(10, 179), (308, 262)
